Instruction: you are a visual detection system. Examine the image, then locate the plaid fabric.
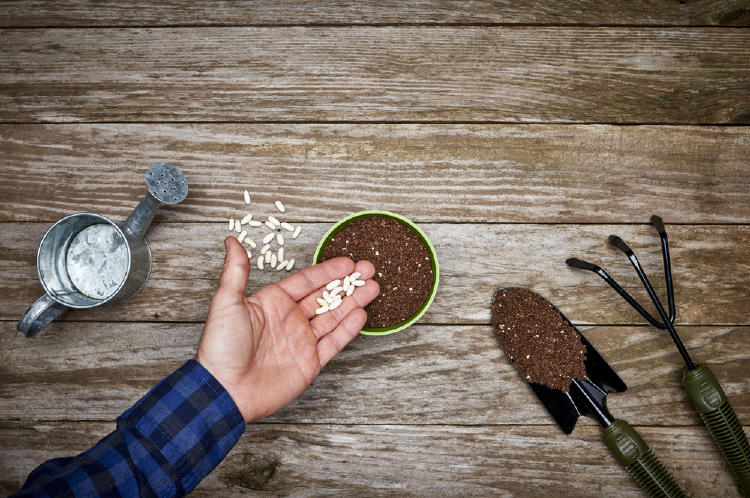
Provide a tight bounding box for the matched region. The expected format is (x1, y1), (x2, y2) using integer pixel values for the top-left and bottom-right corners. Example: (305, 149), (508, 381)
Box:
(14, 360), (245, 497)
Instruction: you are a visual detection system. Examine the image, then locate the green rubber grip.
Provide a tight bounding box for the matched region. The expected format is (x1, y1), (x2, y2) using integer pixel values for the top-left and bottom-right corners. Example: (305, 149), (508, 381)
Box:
(683, 365), (750, 496)
(603, 419), (687, 498)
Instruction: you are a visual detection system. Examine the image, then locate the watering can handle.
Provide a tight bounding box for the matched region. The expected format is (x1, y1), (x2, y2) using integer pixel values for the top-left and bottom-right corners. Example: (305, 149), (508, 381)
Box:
(17, 294), (68, 338)
(603, 419), (687, 498)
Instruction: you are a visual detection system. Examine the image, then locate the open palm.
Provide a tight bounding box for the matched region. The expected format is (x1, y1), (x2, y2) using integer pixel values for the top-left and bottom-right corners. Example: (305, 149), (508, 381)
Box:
(196, 237), (378, 422)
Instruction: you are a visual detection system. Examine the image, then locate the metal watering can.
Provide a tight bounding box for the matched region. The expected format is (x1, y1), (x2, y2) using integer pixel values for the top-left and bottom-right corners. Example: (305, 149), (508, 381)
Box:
(18, 163), (188, 337)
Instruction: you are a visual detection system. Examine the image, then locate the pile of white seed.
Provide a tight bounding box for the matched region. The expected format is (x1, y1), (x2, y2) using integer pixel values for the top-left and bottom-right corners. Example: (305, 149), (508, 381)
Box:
(227, 191), (302, 272)
(316, 271), (366, 314)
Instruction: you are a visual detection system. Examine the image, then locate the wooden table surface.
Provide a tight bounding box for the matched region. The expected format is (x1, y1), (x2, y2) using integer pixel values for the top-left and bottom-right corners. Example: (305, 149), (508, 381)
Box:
(1, 2), (749, 496)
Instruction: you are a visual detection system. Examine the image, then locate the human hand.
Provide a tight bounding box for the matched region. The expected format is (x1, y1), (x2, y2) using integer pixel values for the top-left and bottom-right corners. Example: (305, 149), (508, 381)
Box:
(196, 236), (379, 422)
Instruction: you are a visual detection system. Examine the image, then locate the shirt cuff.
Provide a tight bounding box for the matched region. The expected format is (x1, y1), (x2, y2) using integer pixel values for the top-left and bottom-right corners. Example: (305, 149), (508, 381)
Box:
(119, 359), (245, 494)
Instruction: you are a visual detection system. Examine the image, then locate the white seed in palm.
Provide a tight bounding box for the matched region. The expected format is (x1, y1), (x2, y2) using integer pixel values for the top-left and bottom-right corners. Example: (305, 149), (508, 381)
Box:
(246, 239), (256, 249)
(237, 230), (247, 244)
(328, 298), (342, 310)
(268, 216), (281, 227)
(292, 226), (302, 239)
(257, 255), (264, 270)
(323, 291), (334, 303)
(330, 286), (344, 297)
(264, 221), (276, 230)
(244, 190), (251, 204)
(277, 247), (284, 262)
(240, 213), (253, 225)
(261, 244), (270, 255)
(343, 276), (350, 290)
(316, 297), (328, 308)
(352, 279), (365, 287)
(248, 220), (262, 227)
(350, 272), (361, 281)
(346, 286), (354, 296)
(262, 232), (275, 244)
(275, 200), (285, 213)
(315, 306), (329, 315)
(326, 280), (341, 291)
(286, 259), (295, 271)
(228, 219), (235, 231)
(264, 251), (272, 263)
(281, 222), (295, 232)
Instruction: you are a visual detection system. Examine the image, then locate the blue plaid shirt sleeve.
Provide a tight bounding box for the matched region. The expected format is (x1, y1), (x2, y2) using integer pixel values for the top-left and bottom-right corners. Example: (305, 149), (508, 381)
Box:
(13, 360), (246, 497)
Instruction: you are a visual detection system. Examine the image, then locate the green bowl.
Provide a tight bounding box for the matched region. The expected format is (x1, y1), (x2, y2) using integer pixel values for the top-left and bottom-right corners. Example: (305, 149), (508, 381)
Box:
(313, 210), (439, 336)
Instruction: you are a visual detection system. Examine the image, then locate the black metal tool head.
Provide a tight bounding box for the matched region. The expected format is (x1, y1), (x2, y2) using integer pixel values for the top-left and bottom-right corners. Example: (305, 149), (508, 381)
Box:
(492, 288), (626, 434)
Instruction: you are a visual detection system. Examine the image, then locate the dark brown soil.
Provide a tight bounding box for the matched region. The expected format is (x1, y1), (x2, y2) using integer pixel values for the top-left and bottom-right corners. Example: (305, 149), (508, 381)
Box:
(491, 288), (587, 392)
(320, 216), (433, 328)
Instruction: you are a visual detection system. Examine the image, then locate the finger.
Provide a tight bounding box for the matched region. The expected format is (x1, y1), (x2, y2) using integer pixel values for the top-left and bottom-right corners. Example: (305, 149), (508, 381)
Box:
(309, 279), (379, 339)
(298, 260), (376, 319)
(276, 257), (354, 301)
(317, 308), (367, 367)
(216, 236), (250, 298)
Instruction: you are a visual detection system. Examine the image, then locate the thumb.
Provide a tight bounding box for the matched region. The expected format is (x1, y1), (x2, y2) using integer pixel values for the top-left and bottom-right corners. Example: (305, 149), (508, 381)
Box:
(218, 236), (250, 297)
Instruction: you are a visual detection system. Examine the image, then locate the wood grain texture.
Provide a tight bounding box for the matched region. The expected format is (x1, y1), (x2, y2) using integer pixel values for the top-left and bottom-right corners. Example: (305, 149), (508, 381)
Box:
(1, 322), (748, 425)
(2, 223), (748, 325)
(2, 124), (750, 223)
(1, 421), (747, 497)
(1, 0), (750, 27)
(2, 28), (749, 124)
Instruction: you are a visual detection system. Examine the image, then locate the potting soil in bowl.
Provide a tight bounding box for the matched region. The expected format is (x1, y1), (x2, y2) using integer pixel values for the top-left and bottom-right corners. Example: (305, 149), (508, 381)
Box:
(319, 216), (434, 328)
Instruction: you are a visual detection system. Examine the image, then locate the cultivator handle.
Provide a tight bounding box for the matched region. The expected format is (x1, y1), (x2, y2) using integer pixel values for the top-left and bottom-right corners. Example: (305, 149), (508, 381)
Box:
(603, 419), (687, 498)
(683, 366), (750, 496)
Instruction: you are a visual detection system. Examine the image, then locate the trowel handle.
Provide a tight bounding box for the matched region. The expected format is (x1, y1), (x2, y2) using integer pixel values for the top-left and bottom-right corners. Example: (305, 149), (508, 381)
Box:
(683, 365), (750, 496)
(17, 294), (68, 338)
(603, 419), (687, 498)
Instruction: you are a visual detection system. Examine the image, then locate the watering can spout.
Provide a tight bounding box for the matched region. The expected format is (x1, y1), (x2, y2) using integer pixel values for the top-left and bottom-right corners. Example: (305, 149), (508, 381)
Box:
(123, 163), (189, 240)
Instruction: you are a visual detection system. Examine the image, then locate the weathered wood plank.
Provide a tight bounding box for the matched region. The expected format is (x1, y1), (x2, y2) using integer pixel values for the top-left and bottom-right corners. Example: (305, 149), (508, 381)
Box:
(2, 223), (748, 325)
(1, 1), (749, 27)
(0, 421), (746, 497)
(1, 322), (747, 425)
(2, 124), (750, 224)
(2, 28), (749, 123)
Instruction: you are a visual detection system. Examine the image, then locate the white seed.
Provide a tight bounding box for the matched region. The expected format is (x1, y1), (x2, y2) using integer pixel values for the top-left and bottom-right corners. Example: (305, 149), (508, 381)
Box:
(286, 258), (295, 271)
(277, 233), (285, 246)
(317, 298), (328, 307)
(235, 223), (242, 233)
(326, 280), (341, 291)
(343, 276), (350, 290)
(261, 244), (270, 255)
(328, 299), (342, 310)
(352, 279), (365, 287)
(248, 220), (262, 227)
(264, 251), (272, 263)
(237, 230), (247, 243)
(315, 306), (329, 315)
(330, 286), (344, 297)
(277, 260), (287, 271)
(346, 286), (354, 296)
(271, 254), (277, 268)
(292, 226), (302, 239)
(228, 219), (235, 231)
(246, 249), (252, 259)
(240, 213), (253, 225)
(257, 255), (264, 270)
(323, 291), (334, 303)
(244, 190), (251, 204)
(268, 215), (281, 227)
(280, 222), (295, 232)
(263, 232), (275, 244)
(246, 239), (256, 249)
(264, 221), (276, 230)
(277, 247), (284, 262)
(275, 200), (285, 213)
(350, 272), (361, 281)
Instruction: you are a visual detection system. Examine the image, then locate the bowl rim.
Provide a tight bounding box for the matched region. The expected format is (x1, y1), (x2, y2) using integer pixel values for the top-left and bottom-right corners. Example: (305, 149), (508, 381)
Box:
(313, 210), (440, 335)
